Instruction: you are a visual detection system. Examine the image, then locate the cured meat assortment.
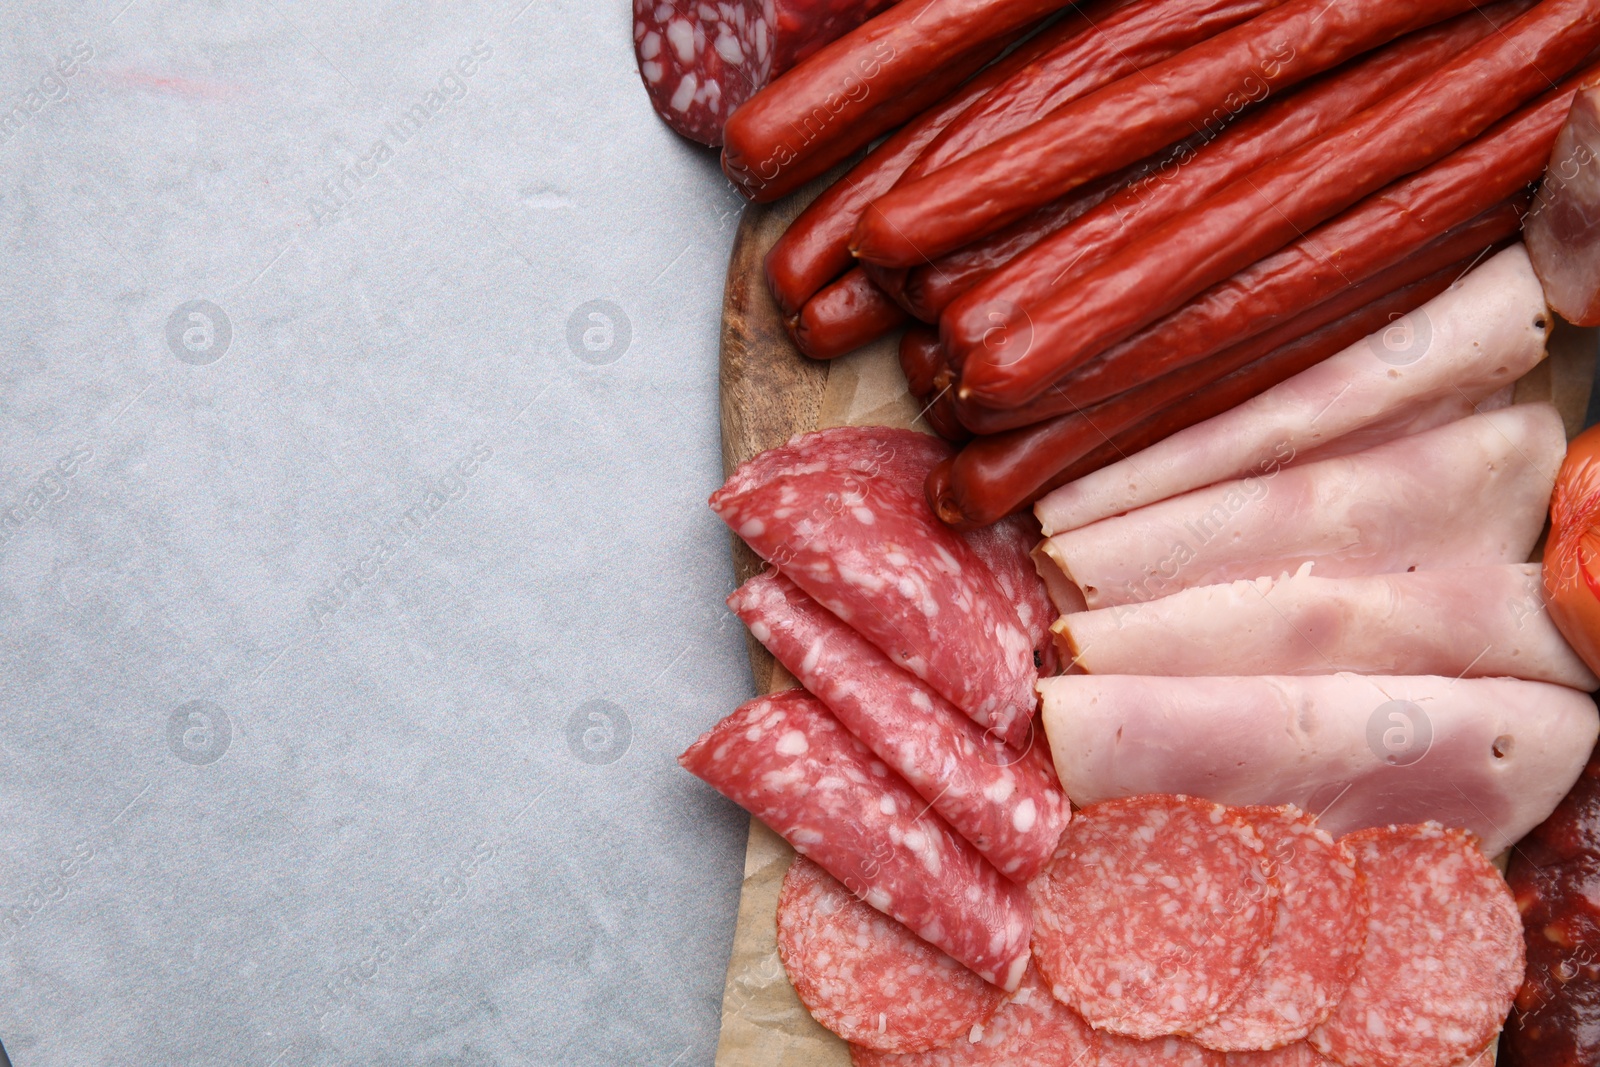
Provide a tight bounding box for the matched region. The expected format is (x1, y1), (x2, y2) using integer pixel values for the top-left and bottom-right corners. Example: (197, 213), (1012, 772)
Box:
(777, 857), (1005, 1052)
(1309, 824), (1525, 1067)
(1028, 794), (1279, 1039)
(728, 570), (1067, 883)
(711, 443), (1038, 748)
(632, 0), (900, 146)
(643, 0), (1600, 1056)
(679, 689), (1034, 988)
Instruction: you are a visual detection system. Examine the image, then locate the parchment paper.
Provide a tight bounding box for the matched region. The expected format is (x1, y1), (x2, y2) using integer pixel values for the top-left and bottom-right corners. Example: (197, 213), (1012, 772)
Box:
(711, 296), (1599, 1065)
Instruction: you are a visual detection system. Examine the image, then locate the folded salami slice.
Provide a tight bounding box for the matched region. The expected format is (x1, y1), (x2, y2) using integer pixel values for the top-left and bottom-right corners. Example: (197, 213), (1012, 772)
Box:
(1057, 563), (1598, 689)
(722, 426), (1056, 672)
(847, 964), (1098, 1067)
(1029, 794), (1278, 1040)
(1098, 1032), (1225, 1065)
(729, 570), (1068, 883)
(1033, 244), (1549, 537)
(712, 468), (1037, 747)
(1038, 404), (1564, 610)
(1190, 807), (1366, 1052)
(633, 0), (900, 145)
(1039, 673), (1600, 857)
(1309, 824), (1524, 1067)
(680, 690), (1033, 988)
(778, 856), (1005, 1052)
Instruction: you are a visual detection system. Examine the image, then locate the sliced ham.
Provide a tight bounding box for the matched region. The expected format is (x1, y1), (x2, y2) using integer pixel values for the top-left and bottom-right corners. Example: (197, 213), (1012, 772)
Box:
(1038, 673), (1600, 856)
(1057, 563), (1597, 689)
(1034, 245), (1550, 537)
(1037, 403), (1563, 610)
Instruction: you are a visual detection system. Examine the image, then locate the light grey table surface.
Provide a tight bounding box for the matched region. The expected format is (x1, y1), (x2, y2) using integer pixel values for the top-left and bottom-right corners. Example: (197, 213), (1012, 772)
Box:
(0, 1), (758, 1063)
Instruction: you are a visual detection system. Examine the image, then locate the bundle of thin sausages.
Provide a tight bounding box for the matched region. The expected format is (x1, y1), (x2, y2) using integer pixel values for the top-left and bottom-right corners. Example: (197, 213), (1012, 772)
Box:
(716, 0), (1600, 525)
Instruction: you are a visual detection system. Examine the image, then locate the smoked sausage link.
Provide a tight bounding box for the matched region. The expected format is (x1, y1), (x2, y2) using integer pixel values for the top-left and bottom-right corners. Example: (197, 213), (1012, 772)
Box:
(954, 0), (1600, 407)
(721, 0), (1062, 203)
(935, 2), (1530, 366)
(853, 0), (1492, 267)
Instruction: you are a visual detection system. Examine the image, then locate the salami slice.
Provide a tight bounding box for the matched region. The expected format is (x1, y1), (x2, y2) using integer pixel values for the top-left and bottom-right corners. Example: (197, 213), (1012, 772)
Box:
(633, 0), (900, 145)
(777, 857), (1005, 1052)
(1308, 823), (1524, 1067)
(711, 468), (1037, 748)
(729, 569), (1068, 883)
(680, 689), (1033, 988)
(720, 426), (1058, 675)
(1190, 806), (1366, 1051)
(847, 964), (1098, 1067)
(1029, 794), (1278, 1039)
(1097, 1031), (1225, 1066)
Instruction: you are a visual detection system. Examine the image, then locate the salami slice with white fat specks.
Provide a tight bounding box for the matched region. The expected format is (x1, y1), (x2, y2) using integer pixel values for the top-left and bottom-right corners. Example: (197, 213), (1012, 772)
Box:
(1029, 794), (1278, 1039)
(633, 0), (900, 145)
(679, 689), (1033, 989)
(729, 569), (1067, 883)
(712, 466), (1038, 747)
(722, 426), (1058, 673)
(777, 856), (1005, 1052)
(1309, 823), (1524, 1067)
(848, 964), (1098, 1067)
(1222, 1044), (1337, 1066)
(1098, 1031), (1226, 1066)
(1191, 806), (1366, 1051)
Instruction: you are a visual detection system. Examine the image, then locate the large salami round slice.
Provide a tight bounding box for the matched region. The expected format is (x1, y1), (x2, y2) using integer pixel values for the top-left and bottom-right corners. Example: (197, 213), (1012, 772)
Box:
(777, 856), (1005, 1053)
(1308, 823), (1524, 1067)
(633, 0), (900, 146)
(847, 964), (1097, 1067)
(1029, 794), (1278, 1039)
(1190, 806), (1366, 1051)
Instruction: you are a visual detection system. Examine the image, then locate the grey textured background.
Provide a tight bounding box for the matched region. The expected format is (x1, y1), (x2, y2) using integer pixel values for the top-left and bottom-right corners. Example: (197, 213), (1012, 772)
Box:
(0, 1), (756, 1063)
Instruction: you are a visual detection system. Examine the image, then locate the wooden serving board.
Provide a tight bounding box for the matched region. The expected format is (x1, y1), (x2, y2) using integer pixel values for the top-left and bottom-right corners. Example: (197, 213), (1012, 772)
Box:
(709, 180), (1600, 1067)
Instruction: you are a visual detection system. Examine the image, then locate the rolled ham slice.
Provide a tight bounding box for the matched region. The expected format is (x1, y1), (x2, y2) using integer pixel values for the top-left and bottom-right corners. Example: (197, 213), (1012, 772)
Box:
(1039, 673), (1600, 856)
(1034, 244), (1550, 537)
(1038, 403), (1564, 610)
(1057, 563), (1597, 689)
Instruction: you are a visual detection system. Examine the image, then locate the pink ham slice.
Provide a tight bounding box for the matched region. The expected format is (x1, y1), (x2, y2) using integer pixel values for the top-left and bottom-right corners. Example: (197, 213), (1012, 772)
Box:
(680, 689), (1033, 989)
(1056, 563), (1598, 689)
(633, 0), (900, 146)
(729, 570), (1069, 883)
(1033, 245), (1550, 538)
(1037, 403), (1564, 610)
(1038, 673), (1600, 856)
